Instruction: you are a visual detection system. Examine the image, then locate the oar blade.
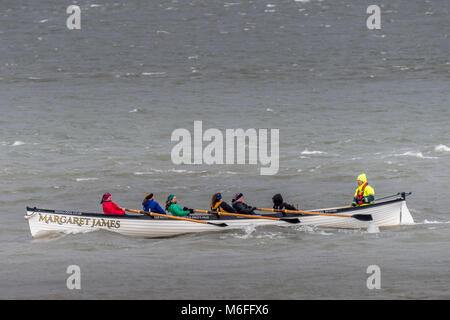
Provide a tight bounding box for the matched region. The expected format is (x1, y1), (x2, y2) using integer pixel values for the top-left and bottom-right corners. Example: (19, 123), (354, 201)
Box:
(207, 222), (228, 227)
(352, 214), (373, 221)
(280, 218), (301, 224)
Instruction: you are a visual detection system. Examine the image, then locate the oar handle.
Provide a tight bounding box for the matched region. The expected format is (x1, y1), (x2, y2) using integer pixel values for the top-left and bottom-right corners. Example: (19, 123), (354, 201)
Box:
(125, 208), (210, 224)
(193, 209), (214, 214)
(194, 209), (284, 221)
(256, 208), (281, 213)
(256, 207), (352, 218)
(256, 207), (372, 221)
(221, 211), (283, 221)
(285, 209), (353, 218)
(126, 208), (143, 214)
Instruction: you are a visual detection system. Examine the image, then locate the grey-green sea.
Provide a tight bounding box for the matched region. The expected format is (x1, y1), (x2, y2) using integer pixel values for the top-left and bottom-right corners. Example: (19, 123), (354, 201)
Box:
(0, 0), (449, 299)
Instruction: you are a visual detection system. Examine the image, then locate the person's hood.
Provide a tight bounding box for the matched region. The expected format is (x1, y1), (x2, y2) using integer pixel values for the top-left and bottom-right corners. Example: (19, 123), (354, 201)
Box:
(357, 173), (367, 184)
(272, 193), (283, 206)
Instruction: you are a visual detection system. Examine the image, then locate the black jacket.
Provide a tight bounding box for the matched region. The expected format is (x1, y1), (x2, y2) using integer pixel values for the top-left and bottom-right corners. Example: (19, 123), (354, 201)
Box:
(272, 193), (297, 211)
(219, 201), (236, 213)
(232, 201), (255, 214)
(273, 202), (297, 211)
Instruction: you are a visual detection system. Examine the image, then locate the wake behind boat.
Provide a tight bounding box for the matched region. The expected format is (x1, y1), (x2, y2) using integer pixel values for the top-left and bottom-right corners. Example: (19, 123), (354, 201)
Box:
(24, 193), (414, 239)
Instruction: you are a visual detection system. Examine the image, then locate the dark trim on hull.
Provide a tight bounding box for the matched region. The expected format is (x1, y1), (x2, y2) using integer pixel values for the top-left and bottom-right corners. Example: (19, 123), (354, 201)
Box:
(314, 197), (405, 214)
(25, 207), (289, 222)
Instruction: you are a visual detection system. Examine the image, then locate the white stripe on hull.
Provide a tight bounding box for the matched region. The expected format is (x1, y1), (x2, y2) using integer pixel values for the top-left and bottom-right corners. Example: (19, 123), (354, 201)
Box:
(25, 200), (414, 239)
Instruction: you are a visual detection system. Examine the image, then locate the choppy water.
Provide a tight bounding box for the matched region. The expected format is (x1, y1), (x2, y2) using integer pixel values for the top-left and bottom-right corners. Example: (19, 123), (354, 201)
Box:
(1, 0), (449, 299)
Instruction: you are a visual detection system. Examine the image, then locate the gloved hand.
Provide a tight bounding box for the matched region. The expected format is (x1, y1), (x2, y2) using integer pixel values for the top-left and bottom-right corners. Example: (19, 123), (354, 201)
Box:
(189, 209), (194, 214)
(252, 207), (257, 211)
(183, 207), (189, 211)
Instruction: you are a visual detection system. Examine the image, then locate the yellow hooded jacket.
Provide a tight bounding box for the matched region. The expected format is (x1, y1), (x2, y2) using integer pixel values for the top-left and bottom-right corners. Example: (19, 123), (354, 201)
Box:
(353, 174), (375, 206)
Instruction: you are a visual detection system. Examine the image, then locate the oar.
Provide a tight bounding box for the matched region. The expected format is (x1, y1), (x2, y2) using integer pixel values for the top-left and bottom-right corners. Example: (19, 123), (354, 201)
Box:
(256, 208), (373, 222)
(125, 208), (228, 227)
(193, 209), (301, 224)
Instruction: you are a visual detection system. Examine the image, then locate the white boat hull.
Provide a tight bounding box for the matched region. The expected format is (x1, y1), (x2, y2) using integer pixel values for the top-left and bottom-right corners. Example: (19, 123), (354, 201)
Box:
(25, 199), (414, 239)
(25, 210), (287, 239)
(300, 200), (414, 229)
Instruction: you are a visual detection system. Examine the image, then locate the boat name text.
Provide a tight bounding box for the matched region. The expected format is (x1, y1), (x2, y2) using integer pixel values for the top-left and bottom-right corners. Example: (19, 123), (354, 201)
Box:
(39, 214), (121, 229)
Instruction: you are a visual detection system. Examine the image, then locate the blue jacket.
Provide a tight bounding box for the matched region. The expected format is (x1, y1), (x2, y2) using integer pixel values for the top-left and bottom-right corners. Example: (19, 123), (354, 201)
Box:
(142, 200), (166, 215)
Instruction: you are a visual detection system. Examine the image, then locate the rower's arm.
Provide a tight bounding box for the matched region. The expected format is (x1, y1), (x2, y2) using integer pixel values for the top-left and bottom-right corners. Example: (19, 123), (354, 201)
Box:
(364, 194), (375, 203)
(170, 204), (191, 216)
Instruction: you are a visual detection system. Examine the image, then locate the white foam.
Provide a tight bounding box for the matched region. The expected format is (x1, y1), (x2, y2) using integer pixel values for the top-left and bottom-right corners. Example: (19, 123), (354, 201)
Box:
(396, 151), (438, 159)
(224, 2), (240, 8)
(170, 168), (208, 174)
(232, 225), (257, 239)
(423, 219), (450, 224)
(295, 225), (333, 235)
(435, 144), (450, 152)
(301, 149), (327, 155)
(366, 222), (380, 233)
(142, 72), (166, 76)
(76, 178), (99, 182)
(11, 141), (25, 146)
(135, 168), (205, 175)
(254, 232), (286, 240)
(134, 172), (153, 175)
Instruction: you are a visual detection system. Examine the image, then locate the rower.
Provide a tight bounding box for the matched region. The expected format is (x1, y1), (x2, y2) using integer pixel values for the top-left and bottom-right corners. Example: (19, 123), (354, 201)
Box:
(232, 193), (256, 214)
(272, 193), (297, 211)
(101, 193), (126, 215)
(211, 193), (236, 213)
(165, 194), (194, 216)
(142, 193), (166, 214)
(351, 174), (375, 207)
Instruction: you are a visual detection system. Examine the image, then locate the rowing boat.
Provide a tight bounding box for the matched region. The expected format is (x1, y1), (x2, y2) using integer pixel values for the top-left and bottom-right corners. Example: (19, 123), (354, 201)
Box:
(24, 194), (414, 239)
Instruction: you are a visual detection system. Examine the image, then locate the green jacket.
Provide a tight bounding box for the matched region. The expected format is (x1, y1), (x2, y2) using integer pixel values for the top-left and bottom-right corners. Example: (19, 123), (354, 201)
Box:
(168, 203), (191, 216)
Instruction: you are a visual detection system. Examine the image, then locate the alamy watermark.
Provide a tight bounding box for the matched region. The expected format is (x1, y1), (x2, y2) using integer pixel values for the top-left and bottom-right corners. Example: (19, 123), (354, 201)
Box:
(366, 265), (381, 290)
(66, 5), (81, 30)
(366, 5), (381, 30)
(171, 121), (279, 175)
(66, 5), (380, 31)
(66, 265), (81, 290)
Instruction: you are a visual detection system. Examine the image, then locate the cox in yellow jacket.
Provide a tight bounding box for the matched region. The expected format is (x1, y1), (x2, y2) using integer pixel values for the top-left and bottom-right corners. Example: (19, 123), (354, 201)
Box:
(352, 174), (375, 207)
